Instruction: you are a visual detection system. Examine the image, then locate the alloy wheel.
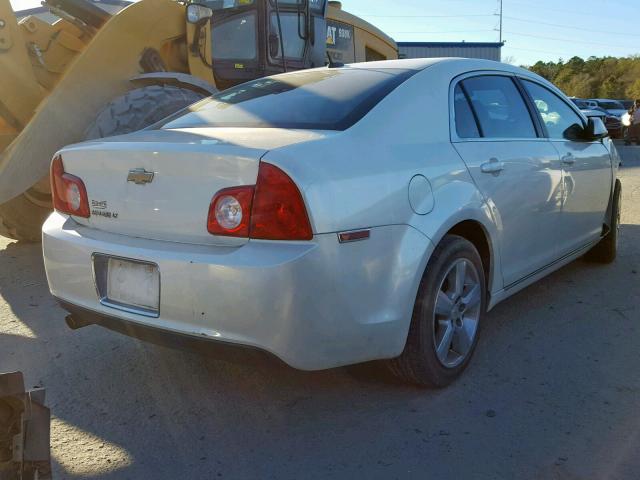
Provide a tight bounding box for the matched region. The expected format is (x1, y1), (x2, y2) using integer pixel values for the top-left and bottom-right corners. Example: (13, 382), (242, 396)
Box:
(433, 258), (482, 368)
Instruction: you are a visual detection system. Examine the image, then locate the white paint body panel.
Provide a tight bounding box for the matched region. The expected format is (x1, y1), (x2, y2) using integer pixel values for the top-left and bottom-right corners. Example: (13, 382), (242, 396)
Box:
(43, 58), (616, 369)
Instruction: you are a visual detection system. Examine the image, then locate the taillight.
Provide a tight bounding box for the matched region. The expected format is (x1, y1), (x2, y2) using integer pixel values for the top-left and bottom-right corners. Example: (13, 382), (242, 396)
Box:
(206, 163), (312, 240)
(250, 163), (312, 241)
(207, 186), (254, 237)
(50, 155), (90, 218)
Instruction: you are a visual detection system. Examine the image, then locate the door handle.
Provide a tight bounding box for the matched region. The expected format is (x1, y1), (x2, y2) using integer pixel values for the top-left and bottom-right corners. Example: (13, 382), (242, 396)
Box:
(561, 153), (575, 165)
(481, 158), (505, 175)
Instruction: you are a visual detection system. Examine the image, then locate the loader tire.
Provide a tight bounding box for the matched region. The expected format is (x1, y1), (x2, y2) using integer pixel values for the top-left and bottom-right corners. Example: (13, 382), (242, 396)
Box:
(0, 85), (206, 243)
(0, 191), (51, 243)
(84, 85), (207, 140)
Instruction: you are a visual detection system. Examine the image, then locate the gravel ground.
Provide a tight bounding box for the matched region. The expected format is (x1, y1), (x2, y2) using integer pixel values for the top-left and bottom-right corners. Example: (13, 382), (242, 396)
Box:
(1, 143), (639, 479)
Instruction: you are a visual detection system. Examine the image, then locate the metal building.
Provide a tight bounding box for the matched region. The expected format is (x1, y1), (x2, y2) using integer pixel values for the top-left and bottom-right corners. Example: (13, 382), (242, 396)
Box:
(398, 42), (504, 62)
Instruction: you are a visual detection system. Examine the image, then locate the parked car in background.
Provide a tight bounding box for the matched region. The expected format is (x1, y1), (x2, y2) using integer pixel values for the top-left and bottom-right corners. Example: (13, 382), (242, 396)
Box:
(571, 98), (593, 110)
(590, 107), (622, 138)
(572, 98), (598, 109)
(572, 99), (622, 138)
(588, 99), (627, 118)
(42, 59), (621, 387)
(618, 100), (633, 110)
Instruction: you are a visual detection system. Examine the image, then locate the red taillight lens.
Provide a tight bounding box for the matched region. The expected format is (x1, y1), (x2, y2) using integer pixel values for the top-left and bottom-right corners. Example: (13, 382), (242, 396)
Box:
(207, 163), (312, 240)
(250, 163), (312, 241)
(207, 186), (254, 237)
(50, 155), (90, 218)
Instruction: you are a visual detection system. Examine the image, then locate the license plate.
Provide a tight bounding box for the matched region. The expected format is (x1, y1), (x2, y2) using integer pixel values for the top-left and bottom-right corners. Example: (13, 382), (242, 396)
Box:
(106, 258), (159, 313)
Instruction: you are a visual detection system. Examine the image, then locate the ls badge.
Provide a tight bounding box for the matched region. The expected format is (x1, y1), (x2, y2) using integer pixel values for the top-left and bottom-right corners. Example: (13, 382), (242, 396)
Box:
(127, 168), (155, 185)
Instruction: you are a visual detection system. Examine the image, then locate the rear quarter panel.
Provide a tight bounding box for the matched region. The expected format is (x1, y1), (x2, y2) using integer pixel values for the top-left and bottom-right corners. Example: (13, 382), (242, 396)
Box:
(264, 59), (504, 299)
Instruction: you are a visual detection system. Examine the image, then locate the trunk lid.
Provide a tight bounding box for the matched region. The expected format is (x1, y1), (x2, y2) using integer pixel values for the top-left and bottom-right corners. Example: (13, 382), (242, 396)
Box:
(60, 128), (325, 245)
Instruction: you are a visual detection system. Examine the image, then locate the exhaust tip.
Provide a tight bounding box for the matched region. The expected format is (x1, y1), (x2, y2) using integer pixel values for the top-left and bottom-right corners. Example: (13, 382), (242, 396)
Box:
(65, 314), (88, 330)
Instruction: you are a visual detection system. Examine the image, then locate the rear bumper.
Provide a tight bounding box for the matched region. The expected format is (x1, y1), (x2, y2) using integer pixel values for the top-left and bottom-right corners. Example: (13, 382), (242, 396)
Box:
(43, 212), (433, 370)
(58, 298), (281, 364)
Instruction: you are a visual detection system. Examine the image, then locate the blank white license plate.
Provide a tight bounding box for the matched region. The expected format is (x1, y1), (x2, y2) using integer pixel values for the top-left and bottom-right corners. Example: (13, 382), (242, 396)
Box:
(106, 258), (159, 312)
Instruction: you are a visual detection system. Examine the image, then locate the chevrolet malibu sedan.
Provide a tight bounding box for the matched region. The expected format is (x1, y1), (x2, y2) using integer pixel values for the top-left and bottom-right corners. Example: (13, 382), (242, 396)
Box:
(43, 58), (621, 387)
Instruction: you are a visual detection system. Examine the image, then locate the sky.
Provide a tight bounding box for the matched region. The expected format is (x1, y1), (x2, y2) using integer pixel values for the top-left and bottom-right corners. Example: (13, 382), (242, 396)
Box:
(9, 0), (640, 65)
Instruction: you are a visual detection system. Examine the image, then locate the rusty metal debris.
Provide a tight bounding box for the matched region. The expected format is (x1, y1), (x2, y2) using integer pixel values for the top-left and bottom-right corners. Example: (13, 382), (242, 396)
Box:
(0, 372), (50, 480)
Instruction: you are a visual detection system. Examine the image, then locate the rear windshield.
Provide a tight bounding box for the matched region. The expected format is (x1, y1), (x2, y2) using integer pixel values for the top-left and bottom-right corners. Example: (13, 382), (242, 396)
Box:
(159, 67), (418, 131)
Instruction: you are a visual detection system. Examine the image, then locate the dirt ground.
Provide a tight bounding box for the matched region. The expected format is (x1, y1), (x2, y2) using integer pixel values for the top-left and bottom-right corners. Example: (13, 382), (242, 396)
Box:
(1, 143), (639, 479)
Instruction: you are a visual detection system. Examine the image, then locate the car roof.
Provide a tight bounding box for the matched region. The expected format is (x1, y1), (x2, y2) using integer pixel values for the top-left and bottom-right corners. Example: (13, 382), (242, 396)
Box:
(345, 57), (557, 88)
(344, 57), (522, 73)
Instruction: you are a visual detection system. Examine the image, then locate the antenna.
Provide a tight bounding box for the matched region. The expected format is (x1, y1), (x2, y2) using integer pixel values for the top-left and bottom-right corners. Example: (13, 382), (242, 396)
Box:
(326, 52), (344, 69)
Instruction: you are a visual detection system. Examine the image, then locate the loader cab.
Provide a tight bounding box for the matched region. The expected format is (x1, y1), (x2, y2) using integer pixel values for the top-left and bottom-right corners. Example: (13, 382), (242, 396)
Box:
(202, 0), (328, 89)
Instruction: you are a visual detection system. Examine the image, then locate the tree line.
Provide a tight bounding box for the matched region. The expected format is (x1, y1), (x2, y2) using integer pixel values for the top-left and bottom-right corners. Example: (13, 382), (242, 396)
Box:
(528, 56), (640, 100)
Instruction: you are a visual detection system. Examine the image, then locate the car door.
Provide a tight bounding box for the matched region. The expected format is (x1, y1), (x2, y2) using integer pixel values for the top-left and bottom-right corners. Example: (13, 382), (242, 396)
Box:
(520, 79), (612, 255)
(452, 74), (564, 288)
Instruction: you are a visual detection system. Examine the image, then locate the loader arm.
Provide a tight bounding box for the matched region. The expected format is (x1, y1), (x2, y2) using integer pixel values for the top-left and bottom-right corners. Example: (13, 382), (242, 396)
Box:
(0, 0), (187, 204)
(0, 0), (46, 151)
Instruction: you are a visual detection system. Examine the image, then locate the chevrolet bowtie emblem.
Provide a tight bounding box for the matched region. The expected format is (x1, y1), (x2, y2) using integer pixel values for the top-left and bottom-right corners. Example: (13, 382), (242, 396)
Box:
(127, 168), (155, 185)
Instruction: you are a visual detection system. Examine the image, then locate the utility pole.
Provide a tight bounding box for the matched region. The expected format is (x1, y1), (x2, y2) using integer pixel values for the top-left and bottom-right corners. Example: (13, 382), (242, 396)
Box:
(499, 0), (503, 43)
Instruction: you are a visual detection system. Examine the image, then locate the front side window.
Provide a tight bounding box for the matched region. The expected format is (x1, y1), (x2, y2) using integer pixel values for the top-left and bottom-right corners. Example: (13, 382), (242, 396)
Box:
(270, 13), (306, 60)
(212, 12), (257, 60)
(462, 76), (537, 139)
(522, 80), (584, 140)
(159, 67), (417, 131)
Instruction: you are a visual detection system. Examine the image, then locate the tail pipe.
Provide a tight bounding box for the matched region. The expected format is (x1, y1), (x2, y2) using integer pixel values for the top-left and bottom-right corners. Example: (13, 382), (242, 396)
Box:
(64, 314), (92, 330)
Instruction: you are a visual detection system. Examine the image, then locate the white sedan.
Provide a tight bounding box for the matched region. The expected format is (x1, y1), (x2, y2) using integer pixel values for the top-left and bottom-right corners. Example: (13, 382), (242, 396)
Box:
(43, 58), (621, 387)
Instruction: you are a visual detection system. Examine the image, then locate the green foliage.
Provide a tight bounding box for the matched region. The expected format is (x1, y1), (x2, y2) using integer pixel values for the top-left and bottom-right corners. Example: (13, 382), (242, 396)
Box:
(628, 79), (640, 100)
(528, 56), (640, 100)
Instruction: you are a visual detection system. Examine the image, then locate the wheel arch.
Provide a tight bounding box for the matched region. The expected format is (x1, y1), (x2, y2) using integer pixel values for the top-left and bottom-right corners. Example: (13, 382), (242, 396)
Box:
(423, 209), (503, 303)
(447, 220), (493, 285)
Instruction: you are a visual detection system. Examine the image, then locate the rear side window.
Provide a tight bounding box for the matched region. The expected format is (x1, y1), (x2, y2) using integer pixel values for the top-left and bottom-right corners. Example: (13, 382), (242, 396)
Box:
(159, 67), (418, 131)
(454, 84), (480, 138)
(462, 76), (537, 139)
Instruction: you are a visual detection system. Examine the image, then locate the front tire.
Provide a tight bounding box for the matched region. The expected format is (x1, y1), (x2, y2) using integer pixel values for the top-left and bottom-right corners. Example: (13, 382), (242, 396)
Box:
(388, 235), (487, 387)
(584, 179), (621, 264)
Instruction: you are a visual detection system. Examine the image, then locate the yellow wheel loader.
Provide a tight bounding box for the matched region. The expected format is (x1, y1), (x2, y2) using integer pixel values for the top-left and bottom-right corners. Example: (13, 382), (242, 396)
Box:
(0, 0), (396, 241)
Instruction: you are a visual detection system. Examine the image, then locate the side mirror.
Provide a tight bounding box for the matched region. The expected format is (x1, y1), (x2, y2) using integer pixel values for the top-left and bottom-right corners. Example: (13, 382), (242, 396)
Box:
(187, 3), (213, 25)
(586, 117), (609, 140)
(564, 118), (608, 142)
(268, 33), (280, 58)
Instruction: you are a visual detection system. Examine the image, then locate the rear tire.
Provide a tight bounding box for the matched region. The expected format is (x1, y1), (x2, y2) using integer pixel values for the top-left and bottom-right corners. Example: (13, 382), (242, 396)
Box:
(387, 235), (487, 387)
(584, 179), (621, 264)
(0, 85), (206, 242)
